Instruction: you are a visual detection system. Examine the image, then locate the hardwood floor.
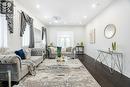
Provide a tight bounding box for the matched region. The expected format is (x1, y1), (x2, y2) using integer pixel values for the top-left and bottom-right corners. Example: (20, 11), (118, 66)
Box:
(77, 54), (130, 87)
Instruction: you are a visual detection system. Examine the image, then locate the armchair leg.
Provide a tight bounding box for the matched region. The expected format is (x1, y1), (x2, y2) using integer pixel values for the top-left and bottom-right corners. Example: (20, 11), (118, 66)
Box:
(7, 71), (11, 87)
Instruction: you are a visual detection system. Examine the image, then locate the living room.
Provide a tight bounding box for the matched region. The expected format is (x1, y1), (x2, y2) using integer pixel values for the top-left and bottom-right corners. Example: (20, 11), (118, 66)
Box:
(0, 0), (130, 87)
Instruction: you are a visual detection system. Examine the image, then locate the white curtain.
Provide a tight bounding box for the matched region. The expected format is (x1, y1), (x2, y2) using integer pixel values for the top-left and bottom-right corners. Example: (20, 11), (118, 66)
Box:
(0, 14), (7, 48)
(22, 24), (30, 47)
(40, 34), (46, 49)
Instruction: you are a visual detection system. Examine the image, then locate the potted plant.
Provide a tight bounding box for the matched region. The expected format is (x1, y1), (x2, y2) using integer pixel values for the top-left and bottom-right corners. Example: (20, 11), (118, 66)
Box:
(112, 42), (116, 51)
(81, 42), (84, 46)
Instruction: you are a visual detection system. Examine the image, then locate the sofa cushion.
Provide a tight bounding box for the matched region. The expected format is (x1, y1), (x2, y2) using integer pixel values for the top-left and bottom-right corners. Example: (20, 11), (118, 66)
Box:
(3, 49), (15, 55)
(15, 49), (26, 60)
(0, 48), (9, 55)
(31, 48), (43, 56)
(30, 56), (43, 66)
(20, 64), (29, 79)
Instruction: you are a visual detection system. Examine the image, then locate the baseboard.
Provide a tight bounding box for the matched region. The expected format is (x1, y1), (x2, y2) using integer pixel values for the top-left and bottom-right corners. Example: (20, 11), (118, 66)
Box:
(78, 54), (130, 87)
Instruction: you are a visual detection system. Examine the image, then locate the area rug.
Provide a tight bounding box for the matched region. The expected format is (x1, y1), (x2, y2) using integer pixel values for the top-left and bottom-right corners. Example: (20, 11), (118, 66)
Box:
(13, 59), (101, 87)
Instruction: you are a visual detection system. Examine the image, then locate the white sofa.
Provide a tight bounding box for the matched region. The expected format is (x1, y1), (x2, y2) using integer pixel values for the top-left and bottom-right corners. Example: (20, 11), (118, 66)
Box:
(0, 48), (45, 82)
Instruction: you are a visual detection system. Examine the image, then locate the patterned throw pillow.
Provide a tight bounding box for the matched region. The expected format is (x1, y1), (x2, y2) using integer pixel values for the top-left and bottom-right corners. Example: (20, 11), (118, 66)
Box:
(23, 48), (31, 59)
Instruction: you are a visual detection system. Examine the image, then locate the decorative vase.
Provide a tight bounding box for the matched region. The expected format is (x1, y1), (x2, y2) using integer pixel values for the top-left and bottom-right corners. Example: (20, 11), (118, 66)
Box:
(57, 47), (62, 57)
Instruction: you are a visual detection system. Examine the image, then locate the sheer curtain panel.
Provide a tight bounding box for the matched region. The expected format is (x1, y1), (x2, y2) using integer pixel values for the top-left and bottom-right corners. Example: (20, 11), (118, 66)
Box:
(0, 14), (7, 48)
(22, 24), (30, 47)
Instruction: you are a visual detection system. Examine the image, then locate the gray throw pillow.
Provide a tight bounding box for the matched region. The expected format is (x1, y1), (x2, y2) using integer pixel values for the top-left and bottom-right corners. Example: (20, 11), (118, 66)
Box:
(66, 47), (72, 52)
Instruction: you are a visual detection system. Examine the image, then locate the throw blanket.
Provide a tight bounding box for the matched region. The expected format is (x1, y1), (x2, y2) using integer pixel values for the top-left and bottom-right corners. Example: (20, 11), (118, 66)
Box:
(22, 60), (36, 76)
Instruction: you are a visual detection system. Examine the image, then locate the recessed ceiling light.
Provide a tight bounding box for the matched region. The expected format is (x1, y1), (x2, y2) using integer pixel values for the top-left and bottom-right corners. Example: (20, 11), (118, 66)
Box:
(64, 22), (67, 24)
(80, 22), (82, 25)
(92, 3), (96, 8)
(49, 22), (52, 24)
(84, 16), (87, 19)
(54, 20), (58, 23)
(44, 16), (49, 19)
(36, 4), (40, 8)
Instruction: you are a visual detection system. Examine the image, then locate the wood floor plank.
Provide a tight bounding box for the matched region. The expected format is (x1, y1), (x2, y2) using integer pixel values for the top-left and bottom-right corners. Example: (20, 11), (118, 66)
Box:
(78, 54), (130, 87)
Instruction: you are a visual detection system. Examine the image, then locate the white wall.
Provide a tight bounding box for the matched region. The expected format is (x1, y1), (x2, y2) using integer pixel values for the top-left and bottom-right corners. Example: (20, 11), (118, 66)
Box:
(7, 1), (44, 50)
(85, 0), (130, 78)
(47, 26), (85, 46)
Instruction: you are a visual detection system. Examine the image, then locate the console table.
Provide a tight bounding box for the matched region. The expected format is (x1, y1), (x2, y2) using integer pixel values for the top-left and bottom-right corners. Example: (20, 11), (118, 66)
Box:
(75, 46), (84, 54)
(96, 50), (123, 74)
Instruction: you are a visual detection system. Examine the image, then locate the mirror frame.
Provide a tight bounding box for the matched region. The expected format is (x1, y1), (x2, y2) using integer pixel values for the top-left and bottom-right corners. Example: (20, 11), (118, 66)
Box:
(104, 24), (116, 39)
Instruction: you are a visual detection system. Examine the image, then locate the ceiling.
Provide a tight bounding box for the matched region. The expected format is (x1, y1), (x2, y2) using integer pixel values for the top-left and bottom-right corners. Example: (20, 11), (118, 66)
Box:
(16, 0), (115, 26)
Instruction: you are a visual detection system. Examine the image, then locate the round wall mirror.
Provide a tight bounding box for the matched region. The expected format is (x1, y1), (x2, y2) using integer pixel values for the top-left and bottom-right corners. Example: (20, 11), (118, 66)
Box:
(104, 24), (116, 39)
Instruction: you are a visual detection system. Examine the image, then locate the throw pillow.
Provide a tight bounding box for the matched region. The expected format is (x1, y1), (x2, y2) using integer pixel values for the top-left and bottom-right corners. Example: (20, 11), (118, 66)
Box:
(23, 48), (31, 59)
(66, 47), (72, 52)
(15, 49), (26, 60)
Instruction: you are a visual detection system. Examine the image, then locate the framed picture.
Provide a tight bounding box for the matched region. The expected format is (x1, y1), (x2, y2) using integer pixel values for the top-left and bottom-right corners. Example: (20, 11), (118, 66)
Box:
(89, 29), (95, 44)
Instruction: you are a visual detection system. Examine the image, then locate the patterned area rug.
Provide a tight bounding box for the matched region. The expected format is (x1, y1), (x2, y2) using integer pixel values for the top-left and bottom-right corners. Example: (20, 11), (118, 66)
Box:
(13, 59), (101, 87)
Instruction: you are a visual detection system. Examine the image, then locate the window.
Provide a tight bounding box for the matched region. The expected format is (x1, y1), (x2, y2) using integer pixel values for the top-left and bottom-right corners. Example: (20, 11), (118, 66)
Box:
(57, 31), (74, 48)
(34, 28), (42, 48)
(22, 24), (30, 47)
(0, 14), (7, 48)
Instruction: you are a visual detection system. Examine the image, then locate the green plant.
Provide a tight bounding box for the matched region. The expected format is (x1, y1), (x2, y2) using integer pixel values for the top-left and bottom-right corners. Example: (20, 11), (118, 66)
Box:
(112, 42), (116, 51)
(81, 42), (84, 46)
